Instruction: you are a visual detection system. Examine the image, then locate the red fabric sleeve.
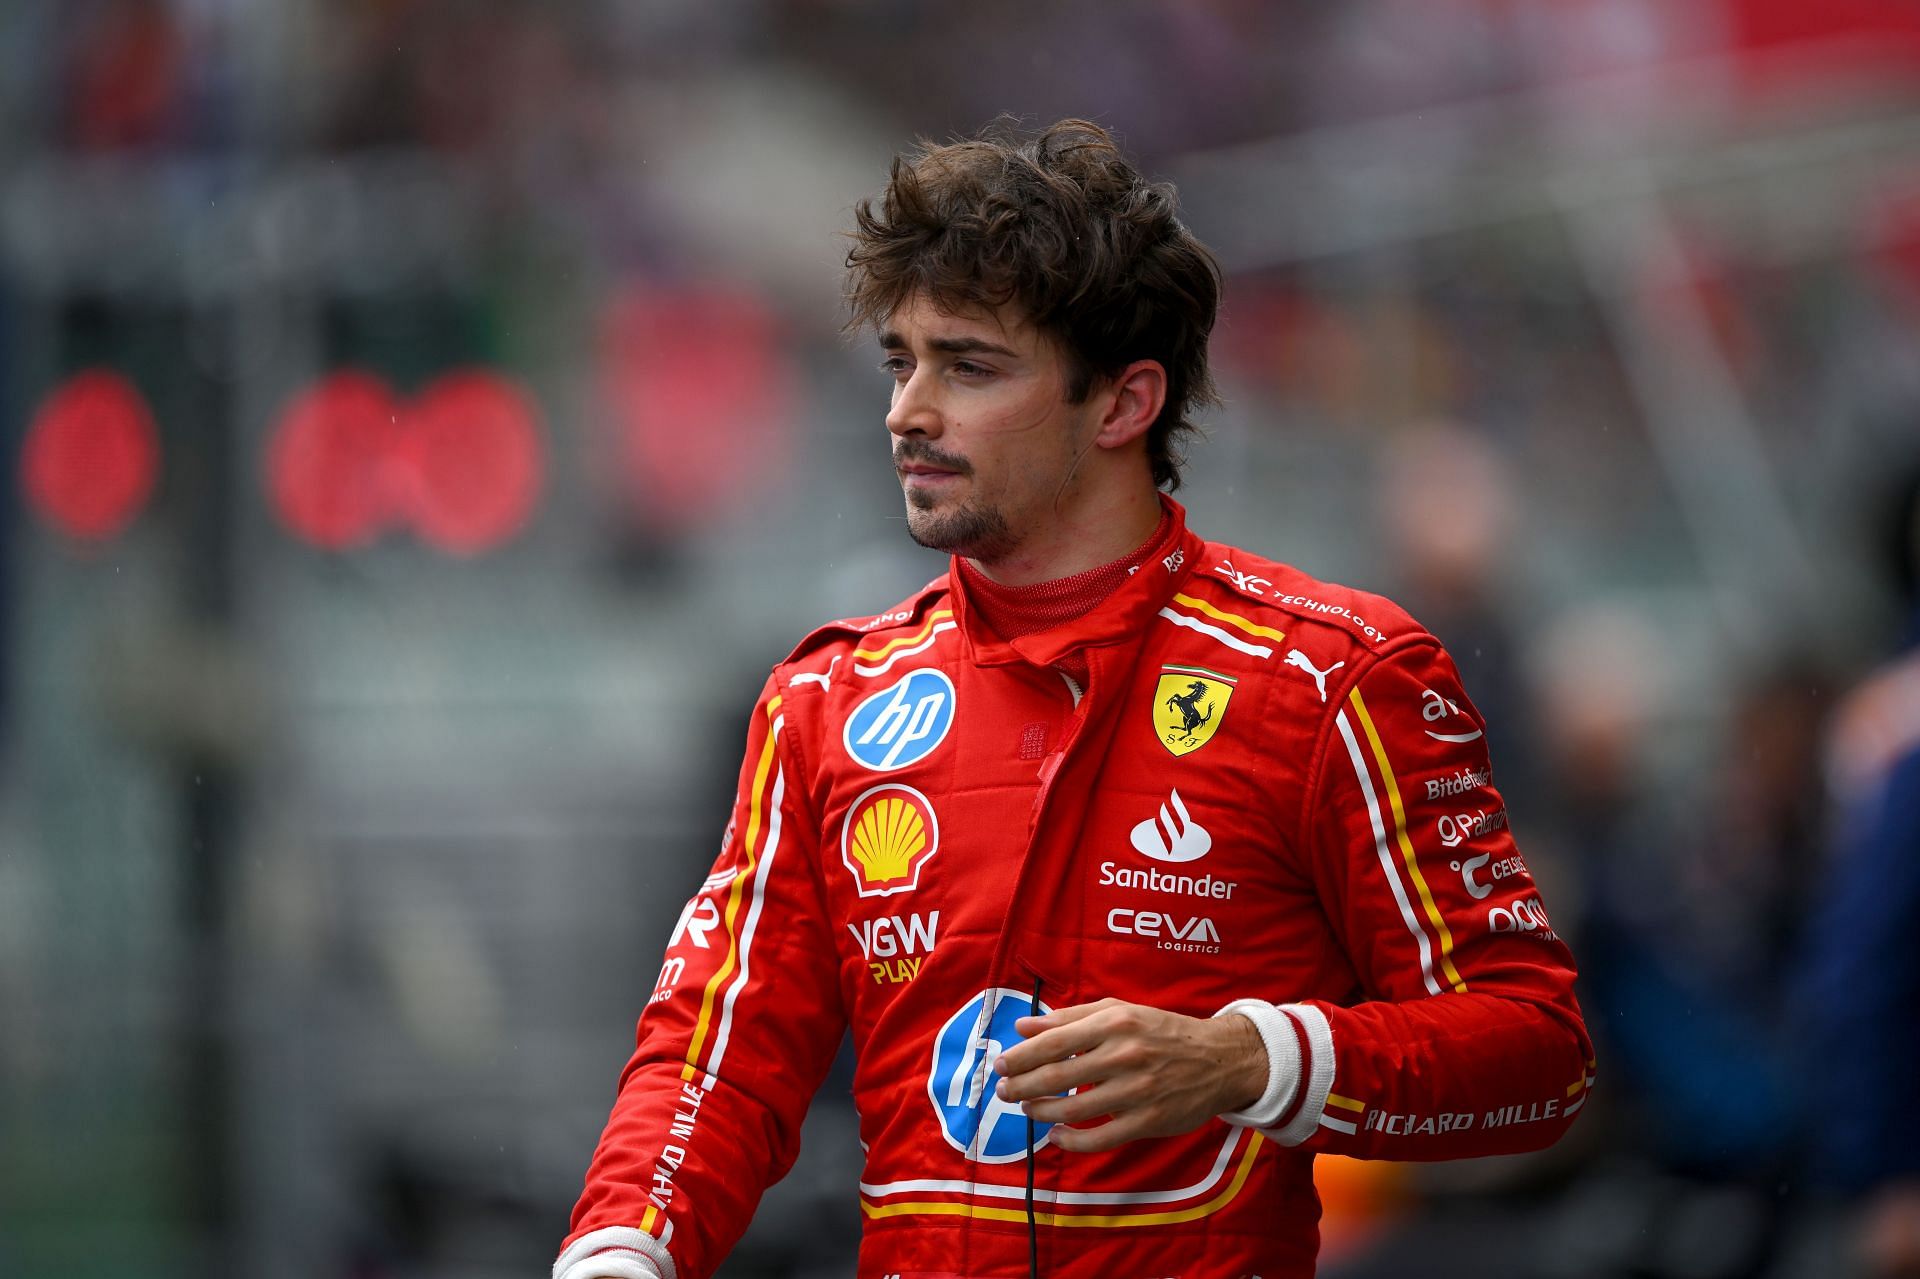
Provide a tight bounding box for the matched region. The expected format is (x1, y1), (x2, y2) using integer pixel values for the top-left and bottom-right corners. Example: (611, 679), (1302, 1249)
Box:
(559, 675), (847, 1279)
(1290, 637), (1593, 1160)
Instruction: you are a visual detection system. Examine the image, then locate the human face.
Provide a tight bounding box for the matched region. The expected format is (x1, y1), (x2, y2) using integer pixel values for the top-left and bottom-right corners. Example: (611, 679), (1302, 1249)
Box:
(880, 294), (1100, 565)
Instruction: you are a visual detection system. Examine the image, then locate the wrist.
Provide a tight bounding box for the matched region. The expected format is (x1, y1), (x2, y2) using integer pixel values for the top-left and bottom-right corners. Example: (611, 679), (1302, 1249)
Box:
(1211, 999), (1303, 1128)
(1222, 1012), (1268, 1112)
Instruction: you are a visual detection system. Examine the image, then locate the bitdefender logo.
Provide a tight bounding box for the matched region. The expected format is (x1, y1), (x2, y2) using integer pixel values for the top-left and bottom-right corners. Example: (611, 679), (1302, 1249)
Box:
(1425, 767), (1490, 800)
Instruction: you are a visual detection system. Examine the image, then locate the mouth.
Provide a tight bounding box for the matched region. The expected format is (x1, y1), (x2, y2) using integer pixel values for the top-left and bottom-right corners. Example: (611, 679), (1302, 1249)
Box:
(895, 451), (967, 490)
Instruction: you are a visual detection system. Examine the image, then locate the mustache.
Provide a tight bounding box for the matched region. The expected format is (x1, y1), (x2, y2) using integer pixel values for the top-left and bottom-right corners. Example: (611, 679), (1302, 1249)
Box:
(893, 440), (972, 475)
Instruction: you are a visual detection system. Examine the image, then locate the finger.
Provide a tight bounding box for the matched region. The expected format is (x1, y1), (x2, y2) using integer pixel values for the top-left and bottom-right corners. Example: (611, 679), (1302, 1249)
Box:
(1021, 1080), (1145, 1126)
(997, 1049), (1125, 1104)
(1012, 999), (1113, 1036)
(996, 1012), (1123, 1077)
(1048, 1111), (1158, 1154)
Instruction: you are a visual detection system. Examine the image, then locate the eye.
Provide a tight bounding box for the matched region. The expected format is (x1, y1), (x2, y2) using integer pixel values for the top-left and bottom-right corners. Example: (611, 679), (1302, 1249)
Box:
(951, 360), (993, 378)
(879, 355), (910, 376)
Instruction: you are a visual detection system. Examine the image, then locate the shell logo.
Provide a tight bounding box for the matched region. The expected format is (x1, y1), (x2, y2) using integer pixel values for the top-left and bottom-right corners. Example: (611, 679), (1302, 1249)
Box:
(840, 784), (941, 898)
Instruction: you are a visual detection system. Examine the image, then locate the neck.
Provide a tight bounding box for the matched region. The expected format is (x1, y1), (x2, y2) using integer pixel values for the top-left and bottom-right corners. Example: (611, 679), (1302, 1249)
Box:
(964, 486), (1164, 587)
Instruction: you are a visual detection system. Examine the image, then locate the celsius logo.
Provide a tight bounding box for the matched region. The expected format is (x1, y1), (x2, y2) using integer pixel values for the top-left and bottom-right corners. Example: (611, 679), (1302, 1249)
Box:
(1451, 849), (1528, 900)
(1130, 790), (1213, 863)
(840, 784), (941, 897)
(929, 988), (1056, 1163)
(844, 669), (956, 772)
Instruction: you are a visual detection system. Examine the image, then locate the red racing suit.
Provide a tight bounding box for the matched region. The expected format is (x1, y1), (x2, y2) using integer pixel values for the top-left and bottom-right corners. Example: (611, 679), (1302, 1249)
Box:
(558, 500), (1592, 1279)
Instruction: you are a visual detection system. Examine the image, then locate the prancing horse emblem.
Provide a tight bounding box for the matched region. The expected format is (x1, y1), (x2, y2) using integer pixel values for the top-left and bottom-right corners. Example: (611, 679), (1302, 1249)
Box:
(1151, 664), (1237, 757)
(1285, 649), (1345, 703)
(1165, 681), (1214, 742)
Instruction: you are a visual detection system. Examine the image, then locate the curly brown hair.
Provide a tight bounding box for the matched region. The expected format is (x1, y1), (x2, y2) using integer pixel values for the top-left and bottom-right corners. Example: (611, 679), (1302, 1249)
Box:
(845, 118), (1222, 491)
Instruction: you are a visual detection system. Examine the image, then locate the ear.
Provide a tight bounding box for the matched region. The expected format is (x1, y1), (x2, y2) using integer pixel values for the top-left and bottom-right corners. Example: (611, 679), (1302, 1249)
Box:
(1091, 359), (1168, 451)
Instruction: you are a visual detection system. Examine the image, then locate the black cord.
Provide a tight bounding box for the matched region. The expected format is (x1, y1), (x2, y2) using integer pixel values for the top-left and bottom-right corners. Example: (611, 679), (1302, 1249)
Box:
(1027, 975), (1042, 1279)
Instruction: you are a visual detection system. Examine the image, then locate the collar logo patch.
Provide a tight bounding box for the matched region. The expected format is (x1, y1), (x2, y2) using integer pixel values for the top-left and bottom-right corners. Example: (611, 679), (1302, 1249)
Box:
(1153, 664), (1237, 757)
(840, 783), (940, 897)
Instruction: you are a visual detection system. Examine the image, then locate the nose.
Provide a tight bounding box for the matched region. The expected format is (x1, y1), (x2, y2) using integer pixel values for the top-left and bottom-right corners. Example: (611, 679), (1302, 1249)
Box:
(886, 365), (942, 439)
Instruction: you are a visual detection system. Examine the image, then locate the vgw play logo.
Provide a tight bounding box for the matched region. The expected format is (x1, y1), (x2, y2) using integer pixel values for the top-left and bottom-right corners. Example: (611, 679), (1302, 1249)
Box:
(844, 669), (956, 772)
(928, 988), (1057, 1163)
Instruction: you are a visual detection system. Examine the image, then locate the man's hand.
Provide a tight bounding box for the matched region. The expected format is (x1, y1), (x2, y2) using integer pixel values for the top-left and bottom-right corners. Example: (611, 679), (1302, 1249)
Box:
(992, 998), (1268, 1153)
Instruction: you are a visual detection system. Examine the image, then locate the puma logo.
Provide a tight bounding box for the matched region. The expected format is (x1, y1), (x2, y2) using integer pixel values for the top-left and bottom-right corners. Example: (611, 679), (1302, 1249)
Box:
(788, 655), (840, 692)
(1284, 649), (1344, 702)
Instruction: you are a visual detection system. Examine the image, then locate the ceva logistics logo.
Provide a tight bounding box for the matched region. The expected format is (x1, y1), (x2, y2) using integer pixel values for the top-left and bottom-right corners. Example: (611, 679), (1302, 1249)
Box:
(929, 988), (1055, 1163)
(844, 668), (956, 772)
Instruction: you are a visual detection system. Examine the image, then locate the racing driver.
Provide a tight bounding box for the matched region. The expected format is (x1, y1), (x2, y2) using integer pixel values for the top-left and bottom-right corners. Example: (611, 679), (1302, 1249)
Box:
(555, 118), (1592, 1279)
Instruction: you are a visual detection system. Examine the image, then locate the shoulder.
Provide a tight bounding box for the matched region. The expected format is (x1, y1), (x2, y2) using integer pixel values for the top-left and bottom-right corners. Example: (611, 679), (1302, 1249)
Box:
(776, 573), (955, 686)
(1180, 540), (1430, 666)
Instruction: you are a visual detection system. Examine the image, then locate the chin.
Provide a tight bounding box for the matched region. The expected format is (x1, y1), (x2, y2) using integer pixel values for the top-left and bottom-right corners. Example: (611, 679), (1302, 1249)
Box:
(904, 501), (1015, 561)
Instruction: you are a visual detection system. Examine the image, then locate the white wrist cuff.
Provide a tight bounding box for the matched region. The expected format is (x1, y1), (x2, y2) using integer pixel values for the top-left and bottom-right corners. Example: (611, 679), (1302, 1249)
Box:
(553, 1226), (674, 1279)
(1213, 999), (1301, 1128)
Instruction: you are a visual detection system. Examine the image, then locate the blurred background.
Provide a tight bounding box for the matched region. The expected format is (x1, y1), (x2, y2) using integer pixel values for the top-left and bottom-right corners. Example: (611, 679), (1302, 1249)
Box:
(4, 1), (1920, 1276)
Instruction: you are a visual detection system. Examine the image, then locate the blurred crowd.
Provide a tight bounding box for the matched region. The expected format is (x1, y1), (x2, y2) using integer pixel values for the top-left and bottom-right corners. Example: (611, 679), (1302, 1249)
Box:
(4, 2), (1920, 1278)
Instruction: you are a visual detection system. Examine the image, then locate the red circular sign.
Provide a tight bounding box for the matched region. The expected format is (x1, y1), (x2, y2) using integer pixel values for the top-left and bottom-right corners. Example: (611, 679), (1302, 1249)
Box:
(20, 370), (160, 541)
(266, 371), (402, 550)
(400, 370), (545, 555)
(266, 367), (545, 554)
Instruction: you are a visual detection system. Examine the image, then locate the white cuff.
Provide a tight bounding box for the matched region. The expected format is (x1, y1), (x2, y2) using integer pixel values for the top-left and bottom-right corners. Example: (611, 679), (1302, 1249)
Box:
(553, 1226), (675, 1279)
(1212, 999), (1301, 1128)
(1274, 1002), (1336, 1147)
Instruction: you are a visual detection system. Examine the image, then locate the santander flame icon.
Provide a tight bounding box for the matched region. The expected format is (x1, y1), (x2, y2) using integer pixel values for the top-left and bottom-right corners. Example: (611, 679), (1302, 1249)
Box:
(1129, 790), (1213, 864)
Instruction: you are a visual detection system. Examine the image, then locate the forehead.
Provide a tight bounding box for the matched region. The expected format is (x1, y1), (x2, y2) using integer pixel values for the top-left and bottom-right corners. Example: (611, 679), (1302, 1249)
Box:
(879, 293), (1042, 353)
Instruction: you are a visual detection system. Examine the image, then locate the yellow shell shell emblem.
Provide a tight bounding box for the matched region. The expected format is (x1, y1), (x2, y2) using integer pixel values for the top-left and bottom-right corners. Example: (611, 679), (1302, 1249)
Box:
(1153, 664), (1237, 757)
(840, 784), (941, 898)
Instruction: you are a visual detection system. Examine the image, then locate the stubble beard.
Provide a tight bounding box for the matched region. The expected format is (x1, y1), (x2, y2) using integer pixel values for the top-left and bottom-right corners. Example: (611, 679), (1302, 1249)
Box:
(903, 488), (1018, 562)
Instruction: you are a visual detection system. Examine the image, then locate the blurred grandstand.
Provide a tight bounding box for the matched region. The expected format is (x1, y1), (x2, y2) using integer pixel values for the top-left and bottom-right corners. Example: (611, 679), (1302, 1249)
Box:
(3, 2), (1920, 1277)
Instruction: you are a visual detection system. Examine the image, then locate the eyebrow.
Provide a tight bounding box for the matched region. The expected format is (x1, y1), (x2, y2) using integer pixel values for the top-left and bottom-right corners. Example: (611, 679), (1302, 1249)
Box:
(877, 330), (1020, 359)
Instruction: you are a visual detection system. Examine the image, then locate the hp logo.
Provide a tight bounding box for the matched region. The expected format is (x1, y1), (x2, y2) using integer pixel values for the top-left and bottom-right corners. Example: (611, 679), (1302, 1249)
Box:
(928, 987), (1054, 1163)
(843, 669), (956, 772)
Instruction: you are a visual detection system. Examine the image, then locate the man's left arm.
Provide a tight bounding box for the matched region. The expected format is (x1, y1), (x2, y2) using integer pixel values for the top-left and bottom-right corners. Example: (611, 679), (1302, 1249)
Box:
(1232, 635), (1593, 1159)
(999, 636), (1592, 1160)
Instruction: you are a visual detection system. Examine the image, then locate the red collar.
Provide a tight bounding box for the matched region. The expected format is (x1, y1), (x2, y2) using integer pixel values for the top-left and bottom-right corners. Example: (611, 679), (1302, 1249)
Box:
(948, 496), (1205, 669)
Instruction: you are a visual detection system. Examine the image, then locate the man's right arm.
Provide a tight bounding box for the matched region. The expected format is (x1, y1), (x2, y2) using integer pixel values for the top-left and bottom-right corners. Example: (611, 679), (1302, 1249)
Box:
(555, 675), (847, 1279)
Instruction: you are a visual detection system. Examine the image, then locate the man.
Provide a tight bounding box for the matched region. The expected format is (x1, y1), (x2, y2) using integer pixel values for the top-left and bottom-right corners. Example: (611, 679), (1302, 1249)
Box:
(556, 118), (1590, 1279)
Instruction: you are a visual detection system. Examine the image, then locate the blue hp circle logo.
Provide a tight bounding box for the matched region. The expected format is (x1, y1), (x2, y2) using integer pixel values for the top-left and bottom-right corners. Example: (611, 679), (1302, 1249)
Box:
(843, 669), (956, 772)
(928, 987), (1054, 1163)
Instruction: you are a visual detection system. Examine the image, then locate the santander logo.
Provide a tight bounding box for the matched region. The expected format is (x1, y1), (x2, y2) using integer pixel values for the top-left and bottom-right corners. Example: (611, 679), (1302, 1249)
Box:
(1129, 790), (1213, 864)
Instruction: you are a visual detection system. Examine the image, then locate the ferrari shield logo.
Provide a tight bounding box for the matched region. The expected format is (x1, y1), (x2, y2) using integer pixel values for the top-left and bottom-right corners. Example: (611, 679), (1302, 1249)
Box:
(1153, 664), (1237, 757)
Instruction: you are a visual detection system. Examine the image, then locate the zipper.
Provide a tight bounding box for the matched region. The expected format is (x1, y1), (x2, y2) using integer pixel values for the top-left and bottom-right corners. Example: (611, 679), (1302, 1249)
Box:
(1008, 666), (1090, 1272)
(1026, 972), (1043, 1279)
(1032, 672), (1089, 822)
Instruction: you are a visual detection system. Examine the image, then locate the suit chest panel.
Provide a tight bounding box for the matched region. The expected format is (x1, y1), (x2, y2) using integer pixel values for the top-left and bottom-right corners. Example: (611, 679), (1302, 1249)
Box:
(1030, 633), (1369, 1010)
(808, 662), (1076, 1027)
